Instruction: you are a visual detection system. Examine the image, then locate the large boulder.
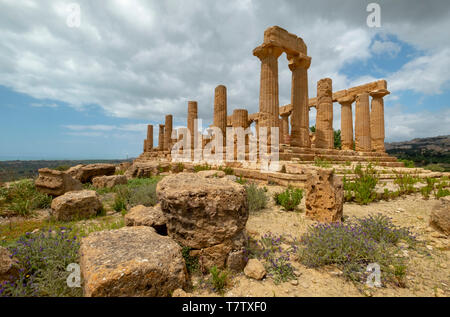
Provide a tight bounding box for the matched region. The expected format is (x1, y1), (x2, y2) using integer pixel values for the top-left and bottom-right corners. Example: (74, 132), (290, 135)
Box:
(157, 173), (248, 249)
(92, 175), (127, 189)
(0, 246), (19, 284)
(125, 162), (171, 179)
(67, 164), (116, 183)
(305, 168), (344, 223)
(125, 205), (167, 235)
(51, 190), (103, 221)
(430, 197), (450, 236)
(157, 173), (248, 269)
(35, 168), (82, 197)
(79, 226), (188, 297)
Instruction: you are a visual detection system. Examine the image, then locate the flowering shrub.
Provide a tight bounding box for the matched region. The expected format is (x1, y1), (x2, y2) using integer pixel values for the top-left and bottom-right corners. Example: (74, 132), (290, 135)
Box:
(0, 228), (82, 297)
(297, 214), (416, 286)
(245, 233), (296, 284)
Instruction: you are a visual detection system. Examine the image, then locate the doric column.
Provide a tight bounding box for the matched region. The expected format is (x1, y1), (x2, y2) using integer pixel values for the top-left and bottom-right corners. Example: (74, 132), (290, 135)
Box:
(288, 54), (311, 148)
(315, 78), (334, 149)
(355, 93), (371, 151)
(158, 124), (165, 151)
(146, 124), (153, 151)
(214, 85), (227, 143)
(280, 113), (290, 145)
(253, 44), (283, 131)
(143, 139), (148, 153)
(337, 95), (355, 150)
(187, 101), (198, 150)
(369, 89), (389, 152)
(164, 115), (173, 151)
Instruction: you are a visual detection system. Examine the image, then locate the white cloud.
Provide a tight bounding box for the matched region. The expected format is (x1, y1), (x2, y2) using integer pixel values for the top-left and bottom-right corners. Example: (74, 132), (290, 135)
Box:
(387, 48), (450, 94)
(0, 0), (449, 143)
(371, 40), (401, 57)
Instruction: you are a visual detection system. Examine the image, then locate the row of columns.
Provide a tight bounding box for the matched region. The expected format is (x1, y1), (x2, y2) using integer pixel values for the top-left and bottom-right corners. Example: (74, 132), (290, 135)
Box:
(337, 89), (389, 152)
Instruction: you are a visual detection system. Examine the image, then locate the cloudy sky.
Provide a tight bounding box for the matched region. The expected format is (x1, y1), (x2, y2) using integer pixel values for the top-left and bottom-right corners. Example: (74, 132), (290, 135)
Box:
(1, 0), (449, 159)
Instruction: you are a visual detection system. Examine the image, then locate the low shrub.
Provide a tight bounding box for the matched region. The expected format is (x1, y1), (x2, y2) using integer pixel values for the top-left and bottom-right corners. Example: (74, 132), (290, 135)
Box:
(181, 246), (199, 274)
(245, 183), (268, 213)
(235, 176), (247, 185)
(274, 187), (303, 211)
(194, 164), (211, 173)
(244, 233), (296, 284)
(0, 228), (82, 297)
(314, 157), (331, 168)
(297, 214), (416, 286)
(343, 163), (379, 205)
(222, 166), (234, 175)
(53, 165), (70, 171)
(394, 172), (419, 195)
(0, 179), (52, 217)
(398, 159), (415, 168)
(171, 163), (185, 173)
(128, 183), (157, 207)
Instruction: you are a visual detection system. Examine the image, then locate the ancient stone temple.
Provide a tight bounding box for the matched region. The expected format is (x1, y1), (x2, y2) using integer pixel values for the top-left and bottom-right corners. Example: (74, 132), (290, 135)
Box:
(137, 25), (398, 171)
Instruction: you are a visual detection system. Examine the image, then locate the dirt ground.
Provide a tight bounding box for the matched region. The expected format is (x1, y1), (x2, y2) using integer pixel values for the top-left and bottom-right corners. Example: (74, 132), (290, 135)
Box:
(191, 186), (449, 297)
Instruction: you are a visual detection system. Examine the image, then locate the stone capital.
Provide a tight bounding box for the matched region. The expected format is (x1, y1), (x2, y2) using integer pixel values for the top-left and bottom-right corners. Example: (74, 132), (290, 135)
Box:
(287, 53), (311, 71)
(337, 95), (356, 105)
(369, 89), (390, 98)
(253, 43), (283, 60)
(280, 112), (291, 118)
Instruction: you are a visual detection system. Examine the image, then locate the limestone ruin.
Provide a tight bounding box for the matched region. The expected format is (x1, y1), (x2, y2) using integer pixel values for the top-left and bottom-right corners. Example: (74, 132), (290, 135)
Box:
(138, 26), (398, 181)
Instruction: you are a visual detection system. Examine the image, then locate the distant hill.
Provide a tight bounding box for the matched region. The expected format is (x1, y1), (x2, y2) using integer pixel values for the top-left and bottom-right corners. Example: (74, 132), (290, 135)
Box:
(385, 135), (450, 170)
(0, 159), (134, 182)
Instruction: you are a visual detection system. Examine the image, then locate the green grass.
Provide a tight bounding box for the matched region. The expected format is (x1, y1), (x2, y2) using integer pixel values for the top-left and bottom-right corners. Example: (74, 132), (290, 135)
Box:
(0, 179), (52, 217)
(194, 164), (211, 173)
(314, 157), (332, 168)
(343, 163), (379, 205)
(209, 266), (229, 295)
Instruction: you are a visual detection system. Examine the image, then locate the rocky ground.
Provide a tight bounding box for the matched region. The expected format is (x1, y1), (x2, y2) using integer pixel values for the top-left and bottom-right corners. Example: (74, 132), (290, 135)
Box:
(1, 176), (448, 297)
(190, 186), (449, 297)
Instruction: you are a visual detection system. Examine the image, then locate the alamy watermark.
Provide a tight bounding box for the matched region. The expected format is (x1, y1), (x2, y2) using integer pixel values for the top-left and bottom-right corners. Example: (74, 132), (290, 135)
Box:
(366, 263), (382, 288)
(169, 119), (280, 172)
(66, 3), (81, 28)
(367, 3), (381, 28)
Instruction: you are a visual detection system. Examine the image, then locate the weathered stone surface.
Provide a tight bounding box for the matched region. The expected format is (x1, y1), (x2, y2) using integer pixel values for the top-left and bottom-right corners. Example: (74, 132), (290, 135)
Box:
(214, 85), (227, 144)
(67, 164), (116, 183)
(197, 170), (225, 178)
(315, 78), (334, 149)
(198, 243), (233, 270)
(188, 101), (198, 150)
(92, 175), (127, 189)
(429, 197), (450, 236)
(35, 168), (82, 197)
(156, 173), (248, 249)
(116, 162), (132, 174)
(51, 190), (103, 221)
(125, 162), (170, 178)
(244, 259), (266, 280)
(355, 93), (371, 152)
(0, 246), (19, 284)
(79, 226), (187, 297)
(125, 205), (167, 235)
(226, 249), (247, 272)
(305, 168), (343, 223)
(172, 288), (192, 297)
(370, 89), (389, 153)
